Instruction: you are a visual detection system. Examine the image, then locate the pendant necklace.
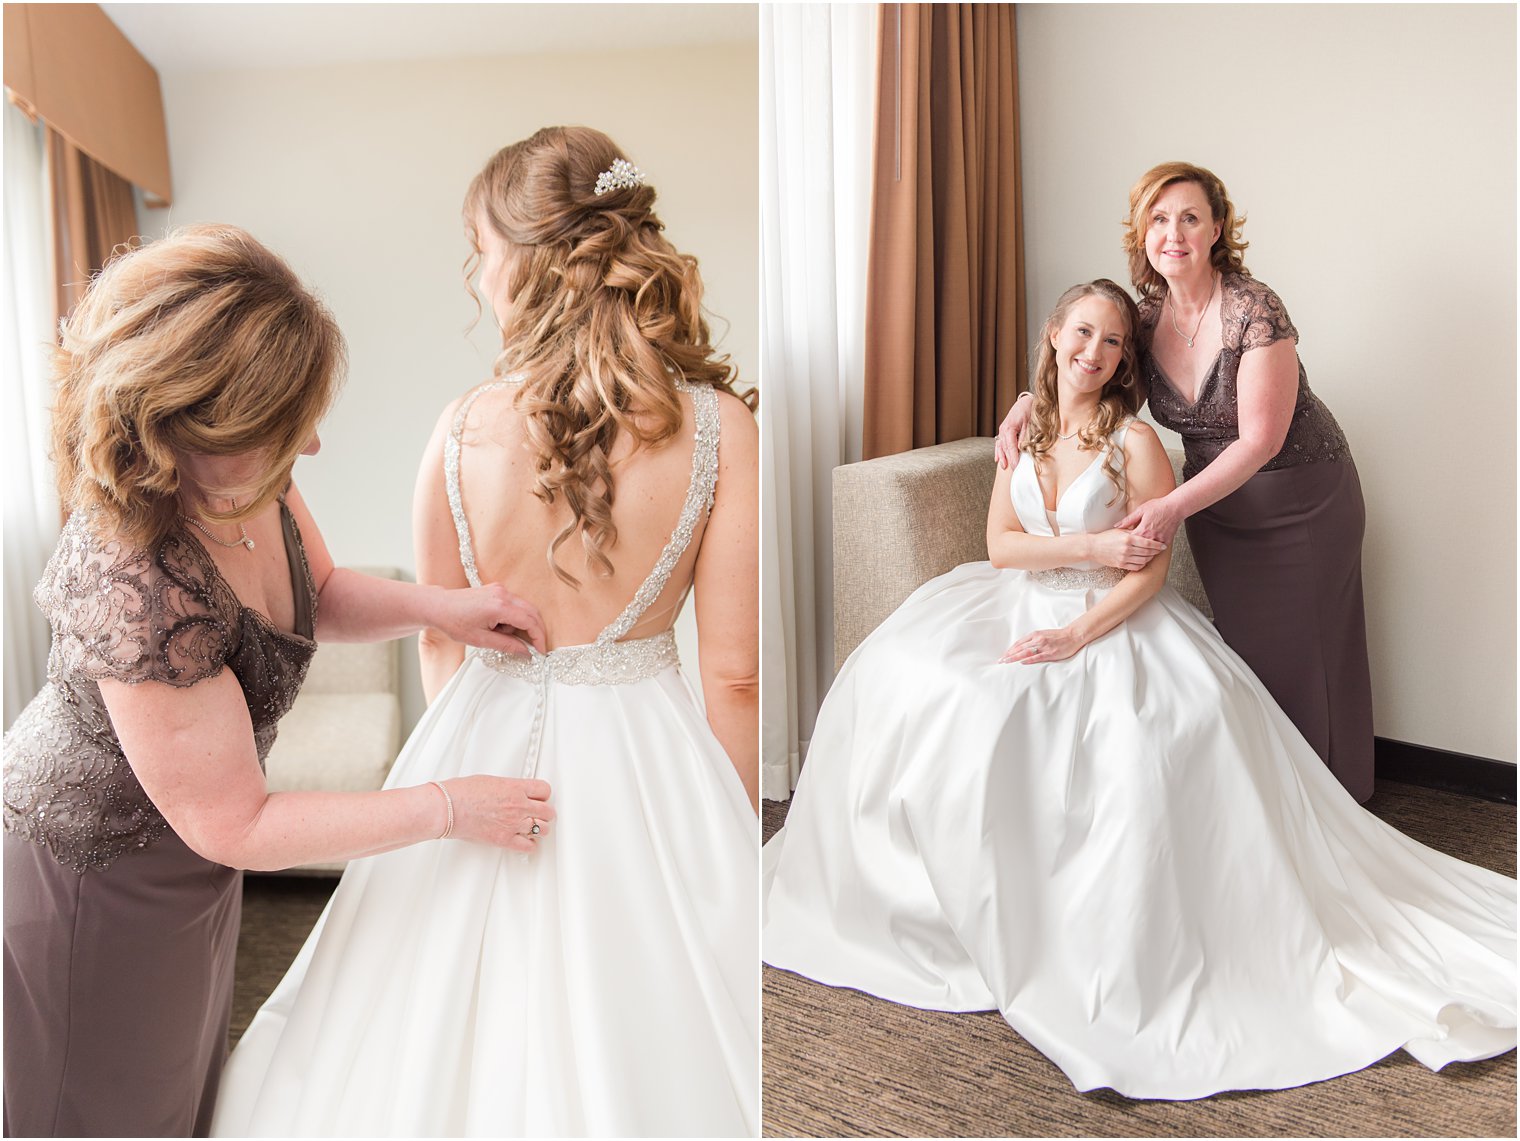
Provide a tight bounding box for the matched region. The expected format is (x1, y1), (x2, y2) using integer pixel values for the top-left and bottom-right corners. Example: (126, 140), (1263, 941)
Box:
(181, 497), (256, 552)
(1167, 273), (1218, 349)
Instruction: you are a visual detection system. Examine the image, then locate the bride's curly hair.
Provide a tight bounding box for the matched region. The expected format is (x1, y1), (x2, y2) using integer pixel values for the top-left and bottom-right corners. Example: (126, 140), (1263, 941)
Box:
(1022, 279), (1144, 506)
(464, 126), (755, 587)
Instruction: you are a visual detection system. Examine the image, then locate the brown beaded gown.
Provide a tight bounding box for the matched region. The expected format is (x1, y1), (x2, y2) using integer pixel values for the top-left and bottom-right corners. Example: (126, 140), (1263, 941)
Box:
(3, 500), (316, 1137)
(1141, 272), (1374, 802)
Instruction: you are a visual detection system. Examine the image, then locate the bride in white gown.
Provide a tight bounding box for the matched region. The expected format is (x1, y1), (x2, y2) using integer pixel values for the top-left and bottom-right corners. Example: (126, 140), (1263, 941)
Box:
(762, 279), (1516, 1101)
(214, 128), (759, 1137)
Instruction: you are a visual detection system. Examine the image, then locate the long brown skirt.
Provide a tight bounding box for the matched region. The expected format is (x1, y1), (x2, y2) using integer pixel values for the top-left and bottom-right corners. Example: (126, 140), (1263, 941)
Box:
(1185, 458), (1375, 803)
(3, 829), (241, 1137)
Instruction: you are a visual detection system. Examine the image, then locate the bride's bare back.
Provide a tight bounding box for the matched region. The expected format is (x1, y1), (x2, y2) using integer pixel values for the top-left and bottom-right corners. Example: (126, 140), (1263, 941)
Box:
(414, 381), (758, 726)
(461, 383), (708, 646)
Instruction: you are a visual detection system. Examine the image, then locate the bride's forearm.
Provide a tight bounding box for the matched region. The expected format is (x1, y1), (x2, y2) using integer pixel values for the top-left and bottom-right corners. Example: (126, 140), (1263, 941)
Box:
(1065, 554), (1171, 648)
(987, 529), (1093, 572)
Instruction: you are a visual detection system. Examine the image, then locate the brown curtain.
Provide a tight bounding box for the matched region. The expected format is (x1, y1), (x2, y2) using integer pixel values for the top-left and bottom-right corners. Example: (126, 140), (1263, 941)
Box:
(862, 3), (1025, 460)
(49, 129), (139, 321)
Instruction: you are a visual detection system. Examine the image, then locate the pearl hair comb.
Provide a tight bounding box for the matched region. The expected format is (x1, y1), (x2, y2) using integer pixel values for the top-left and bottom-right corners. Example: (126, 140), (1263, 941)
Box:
(594, 158), (645, 196)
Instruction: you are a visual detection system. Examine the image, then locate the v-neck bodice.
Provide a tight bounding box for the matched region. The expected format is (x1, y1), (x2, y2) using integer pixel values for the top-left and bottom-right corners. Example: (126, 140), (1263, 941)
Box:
(1011, 422), (1132, 569)
(1138, 273), (1351, 480)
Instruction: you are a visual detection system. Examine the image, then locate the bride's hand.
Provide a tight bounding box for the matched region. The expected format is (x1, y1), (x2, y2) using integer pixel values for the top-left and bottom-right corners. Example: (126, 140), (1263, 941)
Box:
(441, 776), (555, 852)
(1115, 493), (1184, 549)
(434, 584), (547, 655)
(993, 394), (1033, 470)
(1000, 626), (1083, 665)
(1086, 528), (1167, 571)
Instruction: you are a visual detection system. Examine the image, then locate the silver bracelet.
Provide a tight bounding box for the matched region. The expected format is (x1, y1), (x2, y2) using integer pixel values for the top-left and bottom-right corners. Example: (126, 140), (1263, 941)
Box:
(429, 780), (455, 840)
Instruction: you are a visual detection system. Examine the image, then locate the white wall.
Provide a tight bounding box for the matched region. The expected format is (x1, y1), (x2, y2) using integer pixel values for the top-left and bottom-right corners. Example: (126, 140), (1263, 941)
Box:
(147, 34), (758, 730)
(1018, 4), (1515, 763)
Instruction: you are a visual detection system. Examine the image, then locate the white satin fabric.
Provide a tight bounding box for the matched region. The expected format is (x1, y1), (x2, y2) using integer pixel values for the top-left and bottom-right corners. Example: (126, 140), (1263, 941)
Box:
(215, 654), (758, 1137)
(762, 423), (1516, 1100)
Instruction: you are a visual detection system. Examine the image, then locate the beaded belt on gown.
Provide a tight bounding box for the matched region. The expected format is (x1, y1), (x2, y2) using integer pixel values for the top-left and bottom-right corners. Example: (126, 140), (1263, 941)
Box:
(472, 631), (679, 782)
(1027, 566), (1126, 591)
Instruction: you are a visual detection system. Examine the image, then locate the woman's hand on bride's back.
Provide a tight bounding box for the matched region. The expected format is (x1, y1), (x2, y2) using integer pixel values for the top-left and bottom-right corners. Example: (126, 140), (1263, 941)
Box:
(446, 776), (555, 852)
(432, 584), (547, 656)
(1087, 528), (1167, 571)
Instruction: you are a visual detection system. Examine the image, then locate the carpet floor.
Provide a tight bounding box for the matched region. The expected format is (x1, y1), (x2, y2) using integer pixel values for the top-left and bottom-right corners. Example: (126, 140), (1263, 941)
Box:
(230, 873), (337, 1046)
(761, 780), (1516, 1138)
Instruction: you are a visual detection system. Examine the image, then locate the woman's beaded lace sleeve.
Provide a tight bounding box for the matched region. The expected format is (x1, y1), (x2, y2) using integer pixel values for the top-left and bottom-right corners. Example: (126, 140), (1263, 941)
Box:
(1230, 276), (1299, 354)
(45, 516), (234, 688)
(3, 516), (242, 872)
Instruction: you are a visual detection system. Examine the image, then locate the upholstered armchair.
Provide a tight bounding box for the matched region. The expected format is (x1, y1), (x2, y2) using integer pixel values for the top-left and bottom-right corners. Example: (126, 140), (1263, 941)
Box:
(832, 437), (1210, 669)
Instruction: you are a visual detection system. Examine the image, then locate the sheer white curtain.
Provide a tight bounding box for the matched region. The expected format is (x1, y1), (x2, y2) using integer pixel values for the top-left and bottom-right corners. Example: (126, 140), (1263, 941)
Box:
(760, 3), (876, 799)
(4, 100), (61, 728)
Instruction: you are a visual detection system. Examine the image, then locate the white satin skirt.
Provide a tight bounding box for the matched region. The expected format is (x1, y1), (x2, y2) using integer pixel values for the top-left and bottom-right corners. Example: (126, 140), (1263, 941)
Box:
(215, 655), (758, 1137)
(762, 561), (1515, 1100)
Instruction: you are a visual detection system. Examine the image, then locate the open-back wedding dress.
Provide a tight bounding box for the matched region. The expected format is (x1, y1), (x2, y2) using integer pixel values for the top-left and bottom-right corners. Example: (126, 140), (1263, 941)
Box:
(215, 379), (758, 1136)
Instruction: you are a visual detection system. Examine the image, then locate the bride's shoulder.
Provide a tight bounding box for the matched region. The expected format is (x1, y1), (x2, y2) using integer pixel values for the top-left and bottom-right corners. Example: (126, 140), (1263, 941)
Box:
(444, 378), (523, 439)
(1116, 419), (1175, 491)
(1117, 416), (1158, 444)
(1114, 417), (1163, 460)
(711, 386), (756, 438)
(1109, 415), (1148, 443)
(417, 381), (514, 471)
(708, 387), (757, 484)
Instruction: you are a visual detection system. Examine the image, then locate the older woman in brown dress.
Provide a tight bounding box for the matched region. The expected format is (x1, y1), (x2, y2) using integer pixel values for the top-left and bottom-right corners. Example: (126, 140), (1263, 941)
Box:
(1000, 162), (1373, 803)
(3, 225), (556, 1137)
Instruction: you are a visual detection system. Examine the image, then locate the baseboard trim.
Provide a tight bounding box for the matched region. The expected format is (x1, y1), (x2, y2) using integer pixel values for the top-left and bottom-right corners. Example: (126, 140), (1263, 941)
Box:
(1375, 737), (1516, 805)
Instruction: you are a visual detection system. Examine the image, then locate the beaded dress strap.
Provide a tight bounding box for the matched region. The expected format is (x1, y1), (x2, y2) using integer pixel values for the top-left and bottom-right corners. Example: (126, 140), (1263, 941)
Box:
(443, 379), (514, 589)
(594, 379), (721, 646)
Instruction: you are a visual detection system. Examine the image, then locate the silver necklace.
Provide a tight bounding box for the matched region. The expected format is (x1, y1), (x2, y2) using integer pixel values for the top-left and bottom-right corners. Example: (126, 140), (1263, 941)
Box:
(181, 497), (255, 551)
(1056, 416), (1095, 441)
(1167, 274), (1218, 349)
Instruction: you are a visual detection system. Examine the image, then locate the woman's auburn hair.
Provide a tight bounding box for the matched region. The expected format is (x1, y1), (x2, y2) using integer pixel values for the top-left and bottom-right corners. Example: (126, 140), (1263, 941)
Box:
(1122, 161), (1250, 299)
(1022, 278), (1144, 505)
(464, 125), (755, 587)
(52, 224), (346, 548)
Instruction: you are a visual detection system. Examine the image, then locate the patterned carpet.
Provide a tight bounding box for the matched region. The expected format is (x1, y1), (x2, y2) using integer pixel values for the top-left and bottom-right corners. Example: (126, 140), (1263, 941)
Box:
(230, 873), (336, 1045)
(761, 780), (1517, 1138)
